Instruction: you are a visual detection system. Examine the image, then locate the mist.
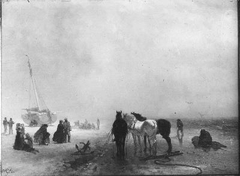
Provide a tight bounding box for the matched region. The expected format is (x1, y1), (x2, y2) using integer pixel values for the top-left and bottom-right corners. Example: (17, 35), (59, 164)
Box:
(1, 0), (238, 124)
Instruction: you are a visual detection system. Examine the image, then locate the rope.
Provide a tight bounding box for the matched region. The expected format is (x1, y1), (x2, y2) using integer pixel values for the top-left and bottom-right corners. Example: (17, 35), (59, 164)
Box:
(140, 151), (202, 175)
(154, 160), (202, 175)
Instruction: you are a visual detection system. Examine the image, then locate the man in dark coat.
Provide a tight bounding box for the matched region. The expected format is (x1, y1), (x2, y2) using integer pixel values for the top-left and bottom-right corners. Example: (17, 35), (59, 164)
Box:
(53, 120), (65, 143)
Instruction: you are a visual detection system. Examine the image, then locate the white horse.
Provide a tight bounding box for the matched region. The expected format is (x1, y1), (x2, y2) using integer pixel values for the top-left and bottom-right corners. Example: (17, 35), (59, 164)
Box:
(123, 113), (158, 156)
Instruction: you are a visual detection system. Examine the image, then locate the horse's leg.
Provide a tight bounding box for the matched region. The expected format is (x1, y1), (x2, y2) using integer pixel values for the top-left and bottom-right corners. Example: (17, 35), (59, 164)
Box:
(163, 135), (172, 153)
(138, 136), (142, 154)
(116, 140), (119, 157)
(132, 133), (137, 156)
(144, 135), (147, 153)
(148, 137), (151, 154)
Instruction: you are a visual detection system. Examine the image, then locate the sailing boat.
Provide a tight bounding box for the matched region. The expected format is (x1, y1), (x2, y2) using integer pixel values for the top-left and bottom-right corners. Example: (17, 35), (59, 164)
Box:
(21, 56), (57, 126)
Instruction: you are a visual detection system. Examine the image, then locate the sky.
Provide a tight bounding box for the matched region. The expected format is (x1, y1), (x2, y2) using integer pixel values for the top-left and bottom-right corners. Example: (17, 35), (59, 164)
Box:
(1, 0), (238, 124)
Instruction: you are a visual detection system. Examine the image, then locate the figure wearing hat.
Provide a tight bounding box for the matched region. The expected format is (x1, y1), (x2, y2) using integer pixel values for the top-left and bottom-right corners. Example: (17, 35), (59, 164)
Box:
(63, 118), (71, 143)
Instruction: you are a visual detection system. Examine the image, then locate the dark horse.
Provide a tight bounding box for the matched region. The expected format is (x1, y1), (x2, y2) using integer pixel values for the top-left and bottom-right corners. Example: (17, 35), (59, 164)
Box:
(131, 112), (172, 154)
(112, 111), (128, 159)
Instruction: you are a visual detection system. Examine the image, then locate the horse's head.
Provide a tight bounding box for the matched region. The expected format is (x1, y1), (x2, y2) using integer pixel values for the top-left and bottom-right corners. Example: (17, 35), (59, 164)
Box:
(123, 113), (136, 127)
(116, 111), (122, 120)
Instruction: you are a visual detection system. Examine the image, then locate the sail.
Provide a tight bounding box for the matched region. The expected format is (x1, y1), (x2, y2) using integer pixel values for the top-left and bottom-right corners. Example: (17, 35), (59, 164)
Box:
(22, 56), (57, 126)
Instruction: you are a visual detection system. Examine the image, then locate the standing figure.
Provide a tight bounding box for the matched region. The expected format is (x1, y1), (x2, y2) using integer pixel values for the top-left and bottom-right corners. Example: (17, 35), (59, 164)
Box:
(177, 119), (184, 145)
(53, 120), (65, 143)
(8, 118), (15, 135)
(3, 117), (8, 134)
(63, 118), (71, 143)
(97, 118), (100, 130)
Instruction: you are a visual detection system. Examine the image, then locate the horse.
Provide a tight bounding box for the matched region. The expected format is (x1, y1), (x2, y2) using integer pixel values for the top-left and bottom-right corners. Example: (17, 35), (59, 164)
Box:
(130, 112), (172, 154)
(123, 113), (158, 156)
(112, 111), (128, 159)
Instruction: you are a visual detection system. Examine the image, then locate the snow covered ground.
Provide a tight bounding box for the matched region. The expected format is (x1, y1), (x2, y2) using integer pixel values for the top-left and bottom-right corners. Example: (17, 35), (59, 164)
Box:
(1, 118), (239, 175)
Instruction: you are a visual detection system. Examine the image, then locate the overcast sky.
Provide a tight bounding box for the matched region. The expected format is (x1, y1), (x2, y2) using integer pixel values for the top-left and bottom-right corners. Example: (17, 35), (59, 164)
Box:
(1, 0), (238, 124)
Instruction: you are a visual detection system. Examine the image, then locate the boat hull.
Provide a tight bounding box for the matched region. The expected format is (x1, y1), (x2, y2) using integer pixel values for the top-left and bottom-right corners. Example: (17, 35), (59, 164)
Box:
(21, 112), (57, 126)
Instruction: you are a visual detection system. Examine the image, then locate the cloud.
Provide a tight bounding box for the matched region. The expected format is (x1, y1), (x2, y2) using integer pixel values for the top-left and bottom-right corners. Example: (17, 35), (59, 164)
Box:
(2, 0), (238, 123)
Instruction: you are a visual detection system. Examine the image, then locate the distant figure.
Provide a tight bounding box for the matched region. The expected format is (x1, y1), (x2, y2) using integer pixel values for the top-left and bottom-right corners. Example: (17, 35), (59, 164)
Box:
(97, 118), (100, 130)
(3, 117), (8, 134)
(34, 124), (50, 145)
(8, 118), (15, 135)
(91, 123), (96, 130)
(177, 119), (184, 145)
(30, 119), (38, 127)
(53, 120), (65, 143)
(63, 118), (71, 143)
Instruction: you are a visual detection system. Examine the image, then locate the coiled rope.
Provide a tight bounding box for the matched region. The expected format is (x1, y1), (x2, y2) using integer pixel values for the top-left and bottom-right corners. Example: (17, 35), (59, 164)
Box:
(140, 151), (202, 175)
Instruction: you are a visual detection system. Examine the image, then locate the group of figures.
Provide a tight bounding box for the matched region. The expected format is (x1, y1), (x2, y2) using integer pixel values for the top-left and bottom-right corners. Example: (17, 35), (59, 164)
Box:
(12, 118), (72, 154)
(2, 117), (15, 135)
(13, 123), (39, 154)
(74, 119), (100, 130)
(52, 118), (72, 143)
(111, 111), (227, 160)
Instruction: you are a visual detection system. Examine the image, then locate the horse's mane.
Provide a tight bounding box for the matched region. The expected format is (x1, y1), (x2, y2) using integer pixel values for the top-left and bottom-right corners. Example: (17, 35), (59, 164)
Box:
(131, 112), (147, 121)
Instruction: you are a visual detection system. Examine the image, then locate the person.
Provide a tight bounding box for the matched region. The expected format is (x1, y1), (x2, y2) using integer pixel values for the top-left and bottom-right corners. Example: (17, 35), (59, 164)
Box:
(97, 118), (100, 130)
(34, 124), (50, 145)
(63, 118), (71, 143)
(3, 117), (8, 134)
(23, 133), (39, 154)
(13, 124), (25, 150)
(21, 124), (25, 135)
(198, 129), (212, 148)
(8, 118), (15, 135)
(177, 119), (184, 145)
(53, 120), (65, 143)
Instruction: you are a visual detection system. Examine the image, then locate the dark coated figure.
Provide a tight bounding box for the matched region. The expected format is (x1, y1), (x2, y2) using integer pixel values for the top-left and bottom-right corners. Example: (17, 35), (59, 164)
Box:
(34, 124), (50, 145)
(198, 129), (212, 148)
(13, 125), (25, 150)
(112, 111), (128, 159)
(53, 120), (65, 143)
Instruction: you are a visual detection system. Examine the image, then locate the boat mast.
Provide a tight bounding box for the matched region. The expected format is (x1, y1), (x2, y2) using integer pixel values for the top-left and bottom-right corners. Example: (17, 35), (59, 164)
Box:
(26, 55), (41, 110)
